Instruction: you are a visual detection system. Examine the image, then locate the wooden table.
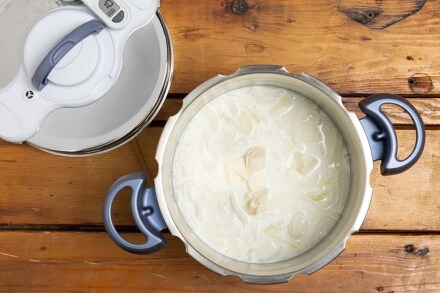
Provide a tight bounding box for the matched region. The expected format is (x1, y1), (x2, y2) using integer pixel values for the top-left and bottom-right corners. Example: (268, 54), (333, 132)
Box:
(1, 0), (439, 291)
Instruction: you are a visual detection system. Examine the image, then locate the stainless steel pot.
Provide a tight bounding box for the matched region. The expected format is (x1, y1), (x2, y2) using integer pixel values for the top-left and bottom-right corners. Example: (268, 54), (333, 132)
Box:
(103, 65), (425, 284)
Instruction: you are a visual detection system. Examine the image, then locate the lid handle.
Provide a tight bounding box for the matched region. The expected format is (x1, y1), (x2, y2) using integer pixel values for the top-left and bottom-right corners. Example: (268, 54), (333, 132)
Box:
(32, 20), (105, 91)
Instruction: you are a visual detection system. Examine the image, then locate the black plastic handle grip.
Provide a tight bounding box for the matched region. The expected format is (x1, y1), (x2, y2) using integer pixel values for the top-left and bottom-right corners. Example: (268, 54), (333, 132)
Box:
(359, 94), (425, 175)
(32, 19), (105, 91)
(103, 173), (167, 254)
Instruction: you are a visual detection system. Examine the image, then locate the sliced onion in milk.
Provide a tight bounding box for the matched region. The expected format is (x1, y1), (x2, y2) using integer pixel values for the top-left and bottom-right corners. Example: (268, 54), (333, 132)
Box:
(172, 86), (350, 263)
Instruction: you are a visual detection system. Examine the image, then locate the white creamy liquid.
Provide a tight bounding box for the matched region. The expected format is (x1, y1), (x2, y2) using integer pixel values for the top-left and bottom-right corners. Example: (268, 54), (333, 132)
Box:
(172, 86), (350, 263)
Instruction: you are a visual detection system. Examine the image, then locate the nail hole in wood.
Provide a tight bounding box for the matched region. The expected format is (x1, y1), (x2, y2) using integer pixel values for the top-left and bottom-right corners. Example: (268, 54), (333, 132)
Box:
(405, 244), (415, 252)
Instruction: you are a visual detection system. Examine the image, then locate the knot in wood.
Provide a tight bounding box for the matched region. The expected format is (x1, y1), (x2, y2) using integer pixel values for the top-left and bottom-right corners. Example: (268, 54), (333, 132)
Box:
(350, 9), (381, 25)
(335, 0), (427, 29)
(408, 73), (433, 94)
(404, 244), (430, 256)
(228, 0), (249, 16)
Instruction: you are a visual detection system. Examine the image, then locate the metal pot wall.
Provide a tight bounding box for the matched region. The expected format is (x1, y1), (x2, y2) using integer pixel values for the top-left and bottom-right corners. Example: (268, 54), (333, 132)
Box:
(103, 65), (425, 284)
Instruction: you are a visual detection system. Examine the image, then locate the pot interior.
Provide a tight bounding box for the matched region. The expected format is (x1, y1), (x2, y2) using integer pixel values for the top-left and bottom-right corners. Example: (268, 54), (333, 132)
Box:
(159, 72), (373, 278)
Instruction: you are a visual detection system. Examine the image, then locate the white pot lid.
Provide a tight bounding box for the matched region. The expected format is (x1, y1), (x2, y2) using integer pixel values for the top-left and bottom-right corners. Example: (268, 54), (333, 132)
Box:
(28, 11), (173, 155)
(0, 0), (159, 145)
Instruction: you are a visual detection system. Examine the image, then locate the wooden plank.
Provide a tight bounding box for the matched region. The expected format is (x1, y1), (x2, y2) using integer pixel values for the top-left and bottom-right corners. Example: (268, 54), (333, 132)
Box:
(160, 0), (440, 95)
(0, 231), (438, 292)
(0, 128), (438, 232)
(0, 141), (144, 227)
(364, 130), (440, 230)
(157, 97), (440, 126)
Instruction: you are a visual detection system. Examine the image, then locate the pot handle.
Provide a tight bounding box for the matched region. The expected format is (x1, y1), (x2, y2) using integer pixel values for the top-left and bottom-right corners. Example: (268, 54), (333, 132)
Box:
(103, 173), (167, 254)
(359, 94), (425, 175)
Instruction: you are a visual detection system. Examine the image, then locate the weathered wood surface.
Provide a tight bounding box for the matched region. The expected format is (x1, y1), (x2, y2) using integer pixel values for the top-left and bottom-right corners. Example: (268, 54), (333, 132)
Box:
(0, 232), (438, 292)
(1, 0), (440, 291)
(161, 0), (440, 95)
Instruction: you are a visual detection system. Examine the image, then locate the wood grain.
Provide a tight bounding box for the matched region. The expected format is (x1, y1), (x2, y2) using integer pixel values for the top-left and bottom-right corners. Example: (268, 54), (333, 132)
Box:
(1, 0), (439, 290)
(0, 128), (437, 231)
(160, 0), (440, 95)
(0, 141), (142, 227)
(0, 231), (438, 292)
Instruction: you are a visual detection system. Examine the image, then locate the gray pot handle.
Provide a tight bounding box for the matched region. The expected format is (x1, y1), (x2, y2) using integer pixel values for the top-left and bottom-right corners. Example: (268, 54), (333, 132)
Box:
(32, 20), (105, 91)
(359, 94), (425, 175)
(103, 173), (167, 254)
